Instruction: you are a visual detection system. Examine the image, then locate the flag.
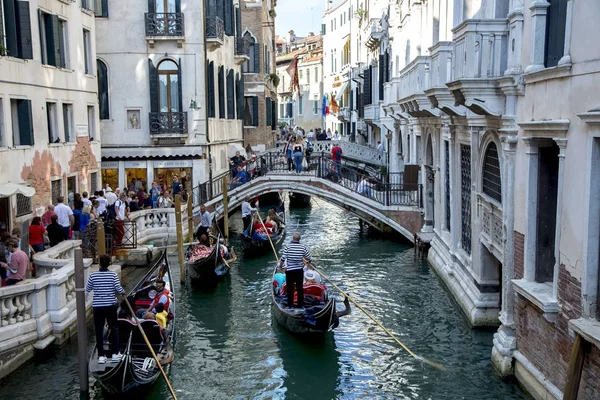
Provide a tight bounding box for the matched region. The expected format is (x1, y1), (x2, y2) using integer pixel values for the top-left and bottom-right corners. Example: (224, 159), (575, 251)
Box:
(286, 56), (300, 97)
(322, 95), (327, 116)
(330, 93), (340, 114)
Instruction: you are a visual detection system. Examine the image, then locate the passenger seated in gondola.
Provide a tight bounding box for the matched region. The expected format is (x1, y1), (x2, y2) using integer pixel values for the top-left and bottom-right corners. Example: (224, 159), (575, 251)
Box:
(118, 297), (136, 322)
(273, 267), (286, 295)
(198, 234), (210, 247)
(303, 268), (322, 285)
(136, 279), (170, 319)
(154, 303), (168, 328)
(268, 208), (283, 229)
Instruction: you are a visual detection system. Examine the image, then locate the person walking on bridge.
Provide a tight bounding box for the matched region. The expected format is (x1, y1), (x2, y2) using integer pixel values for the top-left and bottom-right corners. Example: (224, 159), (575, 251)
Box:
(279, 232), (312, 309)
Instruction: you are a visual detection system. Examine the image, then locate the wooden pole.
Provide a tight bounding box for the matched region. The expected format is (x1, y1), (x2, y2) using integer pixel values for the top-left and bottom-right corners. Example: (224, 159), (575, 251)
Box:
(187, 194), (194, 243)
(175, 194), (185, 284)
(257, 212), (279, 262)
(74, 248), (88, 396)
(308, 262), (445, 371)
(222, 175), (229, 245)
(564, 334), (589, 400)
(123, 299), (178, 399)
(96, 219), (106, 257)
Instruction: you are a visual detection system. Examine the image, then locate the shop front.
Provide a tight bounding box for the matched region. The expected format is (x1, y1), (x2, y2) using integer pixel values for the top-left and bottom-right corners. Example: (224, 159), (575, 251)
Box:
(101, 161), (119, 191)
(124, 161), (148, 192)
(153, 160), (193, 194)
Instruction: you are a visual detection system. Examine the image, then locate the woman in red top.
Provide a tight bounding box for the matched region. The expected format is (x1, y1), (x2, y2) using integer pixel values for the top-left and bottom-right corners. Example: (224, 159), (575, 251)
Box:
(29, 217), (47, 254)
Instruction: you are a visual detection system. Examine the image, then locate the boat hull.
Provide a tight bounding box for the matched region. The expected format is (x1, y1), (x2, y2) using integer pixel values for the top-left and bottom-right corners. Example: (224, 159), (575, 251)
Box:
(271, 299), (338, 335)
(289, 192), (311, 208)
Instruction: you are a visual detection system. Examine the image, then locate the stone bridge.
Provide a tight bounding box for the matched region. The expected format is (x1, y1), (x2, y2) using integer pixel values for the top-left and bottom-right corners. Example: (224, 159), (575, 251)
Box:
(202, 173), (424, 243)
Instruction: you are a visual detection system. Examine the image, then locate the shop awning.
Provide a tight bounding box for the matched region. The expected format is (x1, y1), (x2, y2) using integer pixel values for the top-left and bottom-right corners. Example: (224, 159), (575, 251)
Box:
(101, 146), (205, 160)
(0, 183), (35, 198)
(335, 80), (350, 102)
(228, 143), (247, 158)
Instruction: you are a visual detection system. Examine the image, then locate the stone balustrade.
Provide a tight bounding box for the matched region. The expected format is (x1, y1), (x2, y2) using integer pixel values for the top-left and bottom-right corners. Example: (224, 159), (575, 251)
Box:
(309, 140), (387, 167)
(477, 193), (503, 260)
(129, 205), (189, 245)
(398, 56), (431, 101)
(33, 240), (81, 276)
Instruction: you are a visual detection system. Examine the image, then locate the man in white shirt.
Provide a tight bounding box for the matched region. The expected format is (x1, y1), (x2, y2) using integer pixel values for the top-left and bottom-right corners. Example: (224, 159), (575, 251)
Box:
(54, 196), (73, 239)
(114, 193), (128, 246)
(377, 141), (384, 152)
(82, 192), (92, 207)
(307, 130), (314, 142)
(96, 192), (107, 215)
(105, 188), (117, 206)
(241, 196), (257, 232)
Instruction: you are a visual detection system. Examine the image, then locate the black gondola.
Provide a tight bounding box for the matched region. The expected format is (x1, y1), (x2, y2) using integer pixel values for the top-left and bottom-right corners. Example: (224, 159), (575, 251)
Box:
(288, 192), (311, 208)
(185, 237), (236, 282)
(271, 266), (350, 334)
(90, 251), (175, 395)
(240, 207), (286, 256)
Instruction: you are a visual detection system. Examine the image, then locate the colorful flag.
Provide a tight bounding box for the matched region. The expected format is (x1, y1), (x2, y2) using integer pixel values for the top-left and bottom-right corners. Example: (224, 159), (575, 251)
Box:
(330, 94), (340, 113)
(286, 56), (300, 97)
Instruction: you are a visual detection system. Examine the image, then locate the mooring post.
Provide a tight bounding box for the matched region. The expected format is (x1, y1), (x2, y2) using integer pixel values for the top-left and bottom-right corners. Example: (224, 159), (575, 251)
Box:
(74, 247), (89, 397)
(222, 175), (229, 246)
(175, 194), (185, 284)
(96, 219), (106, 257)
(187, 194), (194, 243)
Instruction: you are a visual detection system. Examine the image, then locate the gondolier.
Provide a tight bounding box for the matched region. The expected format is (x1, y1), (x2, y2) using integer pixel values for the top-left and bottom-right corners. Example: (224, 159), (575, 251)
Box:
(241, 196), (257, 231)
(279, 232), (311, 309)
(196, 204), (212, 239)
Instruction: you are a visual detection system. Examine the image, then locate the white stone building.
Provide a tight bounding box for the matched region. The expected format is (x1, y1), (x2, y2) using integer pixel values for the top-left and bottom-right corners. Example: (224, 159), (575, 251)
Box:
(96, 0), (244, 192)
(0, 0), (102, 234)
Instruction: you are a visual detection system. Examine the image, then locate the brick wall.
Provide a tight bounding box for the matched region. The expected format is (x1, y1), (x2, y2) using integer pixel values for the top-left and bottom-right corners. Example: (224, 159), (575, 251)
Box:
(514, 231), (524, 279)
(578, 345), (600, 399)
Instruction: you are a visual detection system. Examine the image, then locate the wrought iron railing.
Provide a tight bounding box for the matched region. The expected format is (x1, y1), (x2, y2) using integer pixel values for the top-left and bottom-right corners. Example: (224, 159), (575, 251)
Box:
(205, 16), (224, 42)
(234, 37), (250, 57)
(16, 193), (32, 217)
(145, 12), (184, 37)
(193, 171), (229, 207)
(149, 111), (188, 134)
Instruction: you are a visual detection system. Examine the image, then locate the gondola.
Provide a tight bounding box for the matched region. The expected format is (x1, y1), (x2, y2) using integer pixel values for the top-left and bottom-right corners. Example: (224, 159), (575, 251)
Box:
(288, 192), (311, 208)
(185, 236), (236, 282)
(90, 250), (175, 395)
(240, 207), (286, 256)
(271, 266), (351, 334)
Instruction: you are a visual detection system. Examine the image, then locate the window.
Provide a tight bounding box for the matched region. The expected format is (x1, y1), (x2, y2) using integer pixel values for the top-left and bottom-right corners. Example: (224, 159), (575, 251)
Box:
(94, 0), (109, 17)
(299, 69), (303, 81)
(83, 29), (92, 74)
(313, 100), (319, 115)
(207, 61), (215, 118)
(11, 99), (33, 146)
(298, 96), (303, 115)
(266, 97), (272, 127)
(46, 102), (59, 143)
(244, 96), (258, 127)
(314, 67), (318, 82)
(0, 99), (5, 147)
(1, 0), (33, 59)
(39, 12), (69, 68)
(96, 59), (109, 119)
(544, 0), (567, 68)
(82, 0), (93, 12)
(226, 70), (235, 119)
(242, 32), (259, 73)
(157, 59), (180, 113)
(90, 171), (98, 193)
(51, 179), (62, 205)
(236, 73), (244, 120)
(87, 106), (95, 139)
(62, 103), (74, 142)
(460, 144), (472, 254)
(306, 68), (310, 84)
(15, 193), (32, 217)
(218, 65), (225, 118)
(482, 142), (502, 203)
(445, 141), (451, 232)
(279, 103), (284, 118)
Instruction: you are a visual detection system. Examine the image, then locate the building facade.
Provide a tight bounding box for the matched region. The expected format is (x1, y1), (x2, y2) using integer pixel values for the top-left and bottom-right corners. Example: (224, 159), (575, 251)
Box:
(241, 0), (277, 150)
(96, 0), (244, 192)
(0, 0), (101, 234)
(276, 34), (323, 131)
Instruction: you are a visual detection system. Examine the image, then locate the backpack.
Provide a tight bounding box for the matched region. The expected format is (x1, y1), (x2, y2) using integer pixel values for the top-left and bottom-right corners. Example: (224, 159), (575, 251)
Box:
(334, 147), (342, 160)
(106, 200), (119, 219)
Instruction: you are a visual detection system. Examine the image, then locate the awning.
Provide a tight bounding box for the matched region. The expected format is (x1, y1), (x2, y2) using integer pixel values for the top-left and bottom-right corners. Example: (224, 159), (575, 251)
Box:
(101, 146), (204, 160)
(228, 143), (247, 158)
(0, 183), (35, 198)
(335, 80), (350, 102)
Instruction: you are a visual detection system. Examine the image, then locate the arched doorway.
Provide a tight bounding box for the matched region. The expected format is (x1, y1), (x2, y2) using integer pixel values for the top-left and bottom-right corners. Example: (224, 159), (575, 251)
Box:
(423, 132), (435, 231)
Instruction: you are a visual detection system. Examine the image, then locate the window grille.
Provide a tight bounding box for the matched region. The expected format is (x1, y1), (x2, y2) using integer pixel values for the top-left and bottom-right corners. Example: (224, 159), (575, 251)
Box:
(16, 194), (32, 217)
(52, 179), (62, 205)
(445, 141), (451, 232)
(482, 143), (502, 203)
(90, 172), (98, 193)
(460, 144), (472, 254)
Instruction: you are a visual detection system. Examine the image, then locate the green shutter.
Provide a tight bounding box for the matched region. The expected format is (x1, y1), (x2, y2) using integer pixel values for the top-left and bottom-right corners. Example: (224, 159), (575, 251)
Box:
(236, 73), (244, 120)
(206, 0), (216, 16)
(148, 59), (158, 112)
(253, 44), (259, 73)
(18, 100), (33, 146)
(207, 61), (215, 118)
(272, 100), (277, 130)
(252, 97), (258, 126)
(4, 0), (18, 57)
(265, 97), (271, 126)
(147, 0), (155, 13)
(235, 7), (241, 37)
(16, 1), (32, 59)
(0, 2), (4, 50)
(175, 0), (181, 14)
(216, 0), (224, 21)
(97, 60), (110, 119)
(101, 0), (108, 17)
(226, 70), (234, 119)
(218, 66), (224, 118)
(224, 0), (233, 36)
(177, 58), (183, 112)
(48, 15), (62, 67)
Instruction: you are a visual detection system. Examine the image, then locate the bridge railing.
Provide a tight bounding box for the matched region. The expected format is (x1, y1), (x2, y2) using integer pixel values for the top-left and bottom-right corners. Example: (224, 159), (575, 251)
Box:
(269, 140), (388, 167)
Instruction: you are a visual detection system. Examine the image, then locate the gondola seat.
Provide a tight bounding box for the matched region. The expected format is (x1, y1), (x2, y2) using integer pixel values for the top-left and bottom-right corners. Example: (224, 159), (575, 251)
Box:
(280, 283), (327, 303)
(114, 319), (163, 355)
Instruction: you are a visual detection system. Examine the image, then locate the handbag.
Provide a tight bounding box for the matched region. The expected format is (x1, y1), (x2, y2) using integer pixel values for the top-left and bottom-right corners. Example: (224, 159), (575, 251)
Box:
(302, 157), (308, 169)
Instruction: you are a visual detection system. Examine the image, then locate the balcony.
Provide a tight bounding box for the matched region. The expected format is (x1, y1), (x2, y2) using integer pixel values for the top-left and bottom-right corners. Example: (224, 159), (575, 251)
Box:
(338, 107), (350, 121)
(365, 18), (383, 50)
(145, 13), (185, 47)
(446, 19), (509, 116)
(423, 42), (466, 117)
(234, 37), (250, 65)
(396, 56), (439, 117)
(149, 112), (188, 144)
(364, 104), (380, 125)
(477, 193), (503, 261)
(206, 16), (224, 50)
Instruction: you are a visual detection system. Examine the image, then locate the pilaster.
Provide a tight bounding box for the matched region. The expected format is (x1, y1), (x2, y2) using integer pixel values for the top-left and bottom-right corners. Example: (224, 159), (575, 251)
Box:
(524, 0), (550, 74)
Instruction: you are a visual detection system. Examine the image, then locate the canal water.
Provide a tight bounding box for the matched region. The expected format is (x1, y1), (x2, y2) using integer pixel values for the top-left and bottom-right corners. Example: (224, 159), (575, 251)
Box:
(0, 201), (530, 399)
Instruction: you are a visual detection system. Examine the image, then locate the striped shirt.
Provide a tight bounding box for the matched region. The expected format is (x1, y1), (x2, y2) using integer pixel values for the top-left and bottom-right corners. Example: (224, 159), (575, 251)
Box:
(86, 270), (125, 307)
(280, 241), (312, 271)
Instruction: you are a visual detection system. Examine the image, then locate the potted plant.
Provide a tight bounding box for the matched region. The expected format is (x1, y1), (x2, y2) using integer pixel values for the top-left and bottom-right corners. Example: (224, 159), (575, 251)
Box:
(267, 73), (280, 88)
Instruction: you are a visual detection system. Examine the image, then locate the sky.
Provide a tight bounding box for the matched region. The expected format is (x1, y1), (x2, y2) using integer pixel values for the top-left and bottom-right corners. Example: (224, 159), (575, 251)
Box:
(275, 0), (325, 38)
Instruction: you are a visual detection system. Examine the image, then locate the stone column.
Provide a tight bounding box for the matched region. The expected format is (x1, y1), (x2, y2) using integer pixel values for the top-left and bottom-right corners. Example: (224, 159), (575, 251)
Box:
(552, 138), (568, 299)
(522, 138), (539, 281)
(390, 120), (403, 184)
(491, 132), (518, 377)
(558, 0), (574, 66)
(524, 0), (550, 73)
(506, 0), (525, 75)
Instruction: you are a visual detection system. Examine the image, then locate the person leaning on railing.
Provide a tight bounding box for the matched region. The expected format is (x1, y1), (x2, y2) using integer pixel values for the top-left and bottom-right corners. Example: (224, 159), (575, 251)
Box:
(0, 238), (29, 286)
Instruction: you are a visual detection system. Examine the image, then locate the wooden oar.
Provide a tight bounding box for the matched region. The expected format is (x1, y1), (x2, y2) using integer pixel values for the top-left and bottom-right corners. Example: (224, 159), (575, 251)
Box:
(307, 262), (445, 371)
(123, 298), (178, 399)
(256, 211), (280, 263)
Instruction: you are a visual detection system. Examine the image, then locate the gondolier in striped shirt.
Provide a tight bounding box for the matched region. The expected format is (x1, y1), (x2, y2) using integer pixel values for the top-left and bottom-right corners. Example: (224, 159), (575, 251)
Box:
(279, 232), (312, 309)
(86, 254), (126, 364)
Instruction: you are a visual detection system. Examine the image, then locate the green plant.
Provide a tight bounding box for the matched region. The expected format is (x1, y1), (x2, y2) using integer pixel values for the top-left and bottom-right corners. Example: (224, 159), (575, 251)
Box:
(267, 73), (280, 88)
(0, 44), (7, 56)
(355, 8), (368, 27)
(278, 121), (288, 129)
(269, 8), (276, 18)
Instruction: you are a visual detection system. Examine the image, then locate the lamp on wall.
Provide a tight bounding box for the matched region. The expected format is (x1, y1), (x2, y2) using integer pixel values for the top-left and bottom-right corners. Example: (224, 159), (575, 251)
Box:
(189, 99), (198, 110)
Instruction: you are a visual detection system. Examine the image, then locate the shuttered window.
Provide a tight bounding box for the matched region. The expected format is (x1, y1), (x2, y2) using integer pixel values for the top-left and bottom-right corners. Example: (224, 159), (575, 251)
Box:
(271, 100), (277, 131)
(226, 69), (235, 119)
(94, 0), (108, 17)
(266, 98), (271, 127)
(544, 0), (567, 68)
(148, 59), (159, 112)
(482, 143), (502, 203)
(11, 99), (34, 146)
(252, 97), (258, 126)
(218, 66), (225, 119)
(207, 61), (215, 118)
(235, 7), (241, 37)
(244, 96), (258, 127)
(3, 1), (33, 59)
(378, 55), (384, 101)
(236, 73), (244, 120)
(39, 11), (66, 67)
(363, 66), (372, 106)
(313, 100), (319, 115)
(97, 59), (109, 119)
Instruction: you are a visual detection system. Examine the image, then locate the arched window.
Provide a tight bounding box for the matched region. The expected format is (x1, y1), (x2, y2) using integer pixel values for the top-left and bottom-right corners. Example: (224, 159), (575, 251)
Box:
(158, 60), (180, 112)
(97, 59), (109, 120)
(242, 32), (258, 73)
(482, 142), (502, 203)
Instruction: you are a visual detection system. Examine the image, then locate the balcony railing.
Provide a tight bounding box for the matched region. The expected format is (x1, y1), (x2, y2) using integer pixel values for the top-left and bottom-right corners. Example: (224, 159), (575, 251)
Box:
(477, 193), (503, 259)
(149, 111), (188, 135)
(145, 13), (185, 37)
(206, 16), (224, 43)
(234, 37), (250, 57)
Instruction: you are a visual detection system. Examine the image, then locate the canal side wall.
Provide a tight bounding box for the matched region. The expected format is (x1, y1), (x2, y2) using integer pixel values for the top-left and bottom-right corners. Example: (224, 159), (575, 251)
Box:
(0, 241), (111, 380)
